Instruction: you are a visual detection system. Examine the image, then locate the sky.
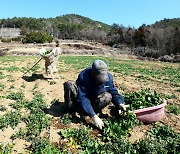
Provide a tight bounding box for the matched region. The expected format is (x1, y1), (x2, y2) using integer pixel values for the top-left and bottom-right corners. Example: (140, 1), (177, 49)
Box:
(0, 0), (180, 28)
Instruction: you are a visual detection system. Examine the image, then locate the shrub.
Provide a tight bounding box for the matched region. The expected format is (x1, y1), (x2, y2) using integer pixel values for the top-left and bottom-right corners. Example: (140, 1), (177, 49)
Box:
(22, 31), (53, 43)
(11, 37), (22, 42)
(1, 38), (12, 42)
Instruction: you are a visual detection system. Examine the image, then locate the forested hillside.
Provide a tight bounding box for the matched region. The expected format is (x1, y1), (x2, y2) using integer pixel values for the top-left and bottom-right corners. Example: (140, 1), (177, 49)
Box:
(0, 14), (179, 61)
(153, 18), (180, 28)
(0, 14), (110, 40)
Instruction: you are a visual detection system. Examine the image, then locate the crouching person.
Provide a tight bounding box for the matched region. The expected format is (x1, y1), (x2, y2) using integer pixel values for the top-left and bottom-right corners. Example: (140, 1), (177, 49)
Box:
(63, 60), (128, 130)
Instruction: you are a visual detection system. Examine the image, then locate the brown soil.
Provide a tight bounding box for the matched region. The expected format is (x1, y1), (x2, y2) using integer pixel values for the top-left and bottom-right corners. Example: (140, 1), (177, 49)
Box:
(0, 41), (179, 153)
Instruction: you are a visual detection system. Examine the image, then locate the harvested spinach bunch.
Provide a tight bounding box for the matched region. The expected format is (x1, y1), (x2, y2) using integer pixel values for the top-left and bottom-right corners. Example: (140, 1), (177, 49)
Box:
(124, 89), (162, 110)
(43, 49), (52, 55)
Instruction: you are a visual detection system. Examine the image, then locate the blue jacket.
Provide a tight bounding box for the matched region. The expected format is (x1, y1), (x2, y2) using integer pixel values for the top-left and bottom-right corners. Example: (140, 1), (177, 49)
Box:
(76, 67), (124, 117)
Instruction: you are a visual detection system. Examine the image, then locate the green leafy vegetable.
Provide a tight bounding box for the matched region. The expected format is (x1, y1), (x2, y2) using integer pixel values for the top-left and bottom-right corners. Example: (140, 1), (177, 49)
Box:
(102, 112), (139, 142)
(43, 50), (52, 55)
(125, 89), (162, 110)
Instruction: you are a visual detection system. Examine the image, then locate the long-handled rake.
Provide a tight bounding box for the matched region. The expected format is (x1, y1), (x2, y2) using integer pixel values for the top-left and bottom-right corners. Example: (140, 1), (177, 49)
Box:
(22, 58), (42, 76)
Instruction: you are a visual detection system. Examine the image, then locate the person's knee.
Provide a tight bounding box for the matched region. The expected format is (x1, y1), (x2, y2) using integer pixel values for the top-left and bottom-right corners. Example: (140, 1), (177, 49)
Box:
(94, 92), (112, 111)
(98, 92), (112, 104)
(103, 92), (112, 103)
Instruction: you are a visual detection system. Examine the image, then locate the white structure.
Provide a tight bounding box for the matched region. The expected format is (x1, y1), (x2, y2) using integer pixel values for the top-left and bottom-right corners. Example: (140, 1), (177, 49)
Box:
(0, 28), (21, 38)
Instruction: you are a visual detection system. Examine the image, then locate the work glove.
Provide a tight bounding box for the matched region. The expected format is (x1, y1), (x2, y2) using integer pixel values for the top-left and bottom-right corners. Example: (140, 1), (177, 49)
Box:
(92, 115), (104, 130)
(118, 104), (129, 114)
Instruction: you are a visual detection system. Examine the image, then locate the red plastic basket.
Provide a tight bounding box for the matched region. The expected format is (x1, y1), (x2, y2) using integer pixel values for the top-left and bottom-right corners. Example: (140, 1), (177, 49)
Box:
(134, 99), (167, 123)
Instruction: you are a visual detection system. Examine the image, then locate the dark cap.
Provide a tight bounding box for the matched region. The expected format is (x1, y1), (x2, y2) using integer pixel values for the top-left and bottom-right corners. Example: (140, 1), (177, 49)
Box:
(92, 60), (109, 83)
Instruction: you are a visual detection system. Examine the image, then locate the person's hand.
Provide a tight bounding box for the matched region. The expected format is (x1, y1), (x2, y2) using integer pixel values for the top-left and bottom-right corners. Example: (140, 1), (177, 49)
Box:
(119, 104), (129, 114)
(92, 115), (104, 129)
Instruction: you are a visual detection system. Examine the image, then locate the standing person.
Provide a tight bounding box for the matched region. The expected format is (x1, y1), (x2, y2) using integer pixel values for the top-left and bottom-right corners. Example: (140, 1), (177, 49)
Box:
(64, 60), (129, 129)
